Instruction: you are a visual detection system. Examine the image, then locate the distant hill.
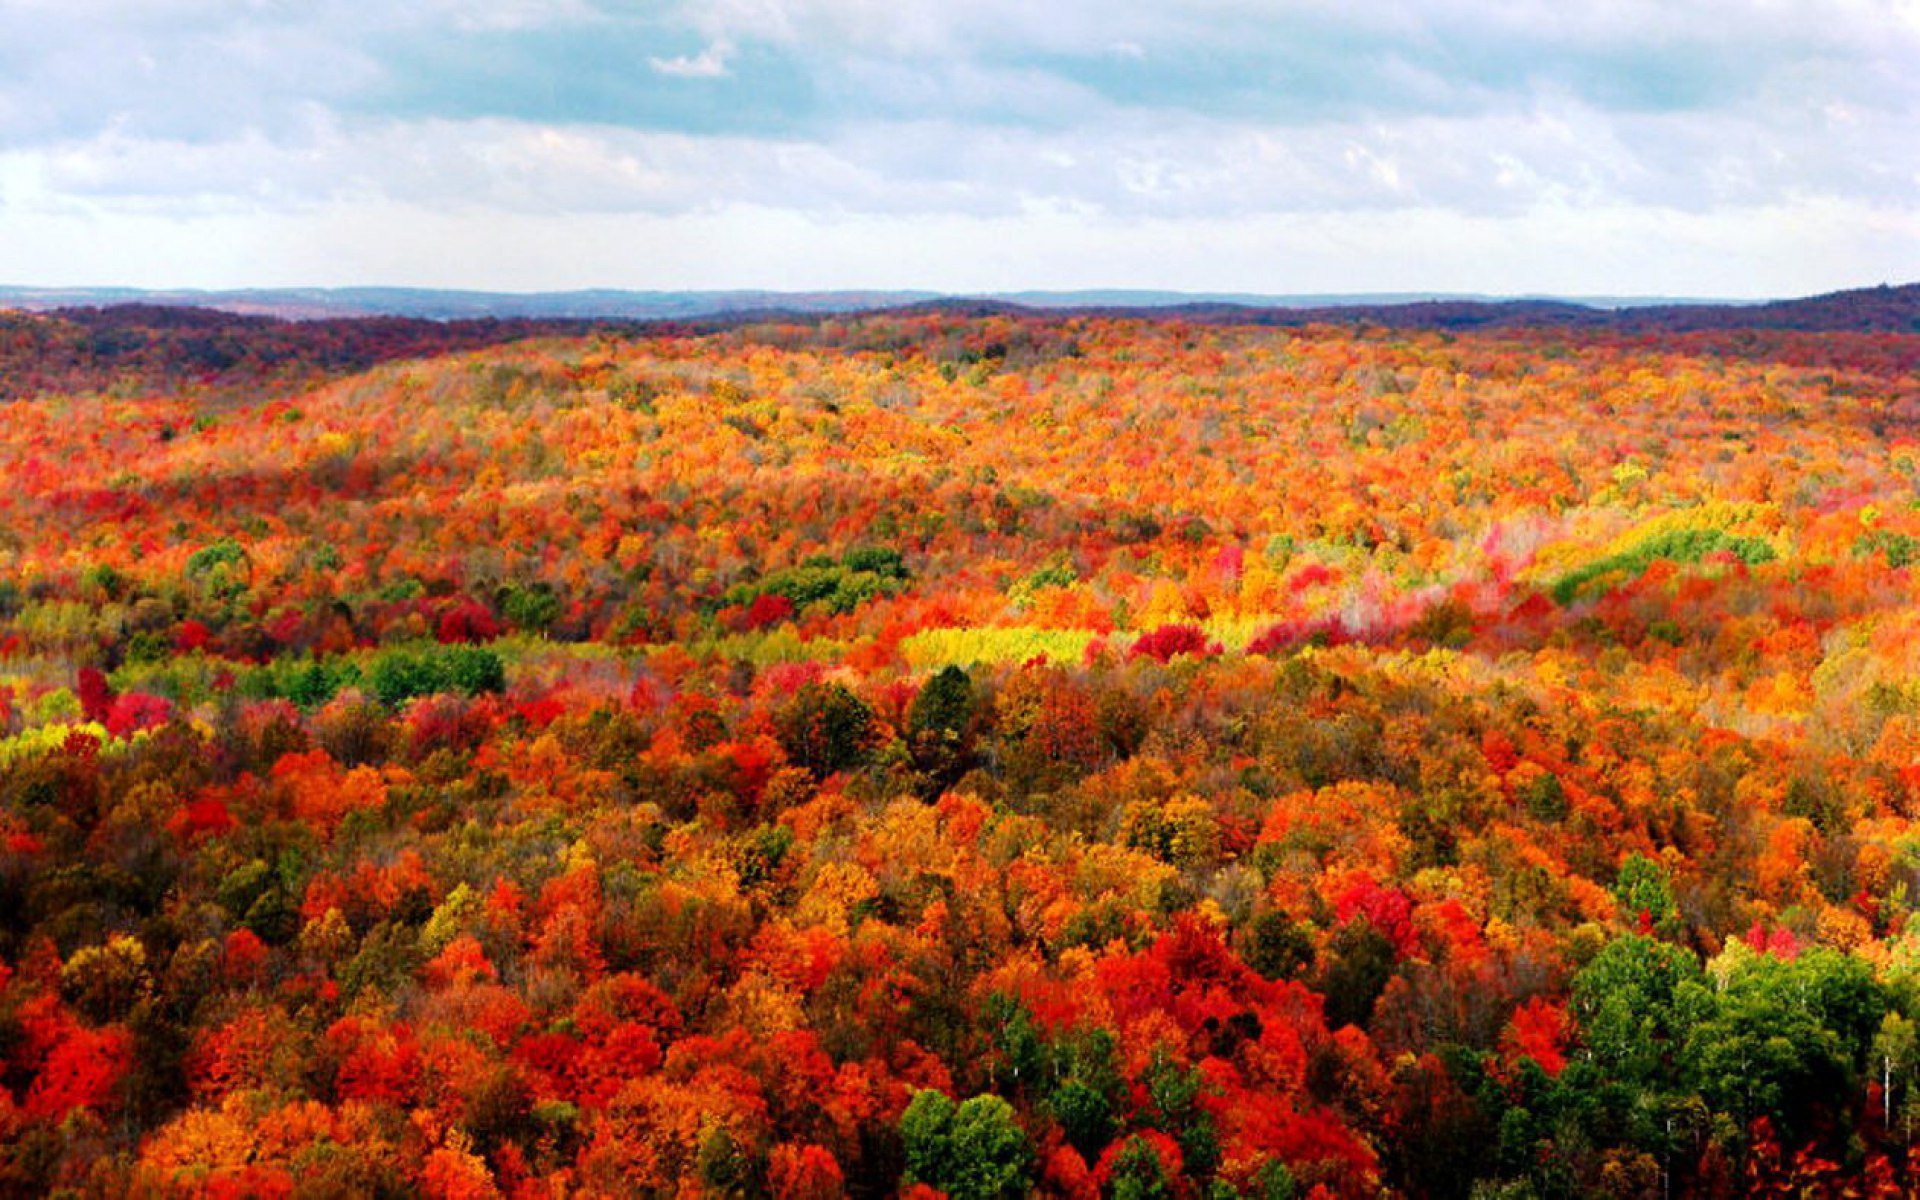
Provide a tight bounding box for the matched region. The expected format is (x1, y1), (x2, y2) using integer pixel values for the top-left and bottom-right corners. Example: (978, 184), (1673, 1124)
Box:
(2, 281), (1912, 332)
(0, 304), (631, 403)
(0, 286), (940, 322)
(0, 284), (1912, 404)
(1611, 283), (1920, 333)
(1066, 284), (1919, 334)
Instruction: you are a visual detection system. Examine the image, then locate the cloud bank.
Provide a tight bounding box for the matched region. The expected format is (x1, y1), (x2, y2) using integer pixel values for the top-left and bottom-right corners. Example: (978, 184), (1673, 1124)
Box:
(0, 0), (1914, 293)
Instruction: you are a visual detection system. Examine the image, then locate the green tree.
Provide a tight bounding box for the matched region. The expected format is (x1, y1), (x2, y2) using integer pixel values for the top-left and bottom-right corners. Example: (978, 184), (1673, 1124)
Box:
(1680, 943), (1883, 1136)
(1104, 1134), (1177, 1199)
(1871, 1011), (1920, 1139)
(908, 664), (978, 795)
(900, 1090), (1033, 1200)
(500, 582), (562, 633)
(1240, 910), (1315, 981)
(1612, 853), (1679, 935)
(775, 681), (877, 778)
(1569, 934), (1701, 1086)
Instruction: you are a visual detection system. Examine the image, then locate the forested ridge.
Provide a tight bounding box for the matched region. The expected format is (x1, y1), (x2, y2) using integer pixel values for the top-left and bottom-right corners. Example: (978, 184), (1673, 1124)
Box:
(3, 306), (1920, 1196)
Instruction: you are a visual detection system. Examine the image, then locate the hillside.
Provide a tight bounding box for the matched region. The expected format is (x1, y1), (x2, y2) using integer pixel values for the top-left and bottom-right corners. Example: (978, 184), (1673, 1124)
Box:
(0, 305), (642, 403)
(2, 312), (1920, 1194)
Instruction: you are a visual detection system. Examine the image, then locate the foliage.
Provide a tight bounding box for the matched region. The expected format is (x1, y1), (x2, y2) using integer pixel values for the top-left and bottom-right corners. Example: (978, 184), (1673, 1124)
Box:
(0, 309), (1915, 1195)
(900, 1090), (1034, 1200)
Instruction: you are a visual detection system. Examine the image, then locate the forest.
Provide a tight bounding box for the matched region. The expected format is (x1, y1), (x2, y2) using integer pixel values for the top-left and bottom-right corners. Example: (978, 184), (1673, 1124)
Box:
(3, 299), (1920, 1197)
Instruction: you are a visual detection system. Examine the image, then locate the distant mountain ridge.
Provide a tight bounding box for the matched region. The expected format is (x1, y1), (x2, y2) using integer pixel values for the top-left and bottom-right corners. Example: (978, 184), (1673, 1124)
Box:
(0, 282), (1914, 333)
(1058, 284), (1919, 334)
(0, 287), (943, 322)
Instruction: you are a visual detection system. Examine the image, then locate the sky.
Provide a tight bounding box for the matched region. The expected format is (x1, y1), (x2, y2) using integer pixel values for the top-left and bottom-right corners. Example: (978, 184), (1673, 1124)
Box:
(0, 0), (1916, 297)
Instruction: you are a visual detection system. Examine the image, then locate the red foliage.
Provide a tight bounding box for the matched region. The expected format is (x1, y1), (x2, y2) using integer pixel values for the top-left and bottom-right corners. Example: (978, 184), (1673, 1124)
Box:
(24, 1023), (133, 1119)
(1500, 997), (1569, 1076)
(741, 592), (798, 631)
(1743, 921), (1801, 960)
(1331, 874), (1418, 957)
(77, 666), (114, 724)
(222, 928), (269, 987)
(1129, 623), (1219, 663)
(769, 1142), (845, 1199)
(1246, 612), (1376, 655)
(106, 690), (172, 737)
(325, 1016), (422, 1106)
(169, 794), (237, 841)
(0, 309), (1914, 1195)
(435, 598), (500, 645)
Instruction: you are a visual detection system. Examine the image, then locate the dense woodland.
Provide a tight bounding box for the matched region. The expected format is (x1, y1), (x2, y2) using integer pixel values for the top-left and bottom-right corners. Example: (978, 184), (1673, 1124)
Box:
(3, 303), (1920, 1197)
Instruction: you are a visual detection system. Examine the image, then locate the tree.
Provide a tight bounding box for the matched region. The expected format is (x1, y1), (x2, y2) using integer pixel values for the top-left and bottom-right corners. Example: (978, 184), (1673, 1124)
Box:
(1569, 934), (1702, 1087)
(1680, 944), (1884, 1137)
(908, 665), (978, 795)
(1612, 853), (1678, 935)
(900, 1091), (1033, 1200)
(775, 682), (877, 778)
(1319, 920), (1397, 1030)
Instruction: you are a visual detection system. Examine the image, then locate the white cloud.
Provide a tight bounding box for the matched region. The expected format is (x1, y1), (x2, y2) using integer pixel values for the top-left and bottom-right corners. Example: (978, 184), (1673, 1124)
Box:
(6, 79), (1914, 224)
(648, 39), (735, 79)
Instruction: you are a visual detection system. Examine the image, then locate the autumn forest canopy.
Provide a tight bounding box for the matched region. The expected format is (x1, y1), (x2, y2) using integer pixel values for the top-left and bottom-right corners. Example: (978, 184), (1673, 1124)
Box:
(5, 297), (1920, 1197)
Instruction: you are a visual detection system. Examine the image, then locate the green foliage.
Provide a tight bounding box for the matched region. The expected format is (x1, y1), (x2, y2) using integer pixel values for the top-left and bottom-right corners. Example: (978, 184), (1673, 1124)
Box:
(82, 563), (127, 601)
(841, 545), (910, 580)
(987, 997), (1122, 1160)
(215, 858), (301, 944)
(899, 1090), (1033, 1200)
(239, 655), (365, 709)
(1141, 1051), (1221, 1181)
(367, 643), (505, 706)
(1611, 853), (1677, 930)
(1256, 1160), (1299, 1200)
(1781, 773), (1846, 835)
(185, 539), (248, 579)
(1006, 558), (1078, 607)
(1569, 934), (1702, 1085)
(909, 665), (976, 739)
(1680, 945), (1885, 1134)
(1240, 909), (1315, 981)
(773, 681), (876, 777)
(1855, 529), (1920, 568)
(308, 541), (343, 573)
(723, 545), (912, 616)
(185, 539), (253, 606)
(1049, 1080), (1115, 1161)
(500, 582), (562, 632)
(1105, 1135), (1177, 1199)
(124, 631), (172, 666)
(694, 1124), (753, 1193)
(733, 824), (794, 887)
(1517, 770), (1568, 822)
(1550, 527), (1776, 604)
